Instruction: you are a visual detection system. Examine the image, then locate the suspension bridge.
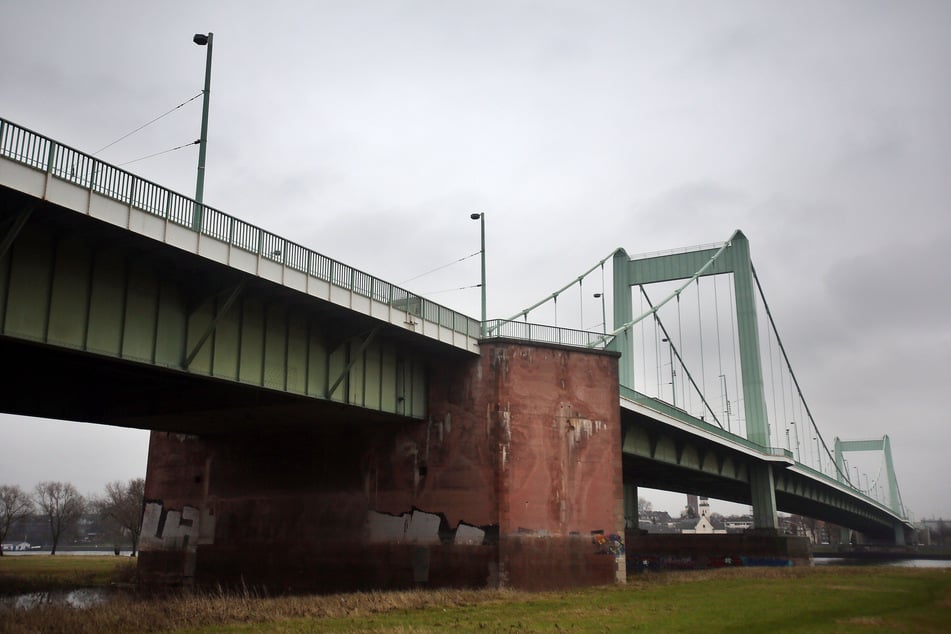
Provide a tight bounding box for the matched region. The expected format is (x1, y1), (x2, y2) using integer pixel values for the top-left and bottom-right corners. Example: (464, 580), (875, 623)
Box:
(494, 234), (912, 544)
(0, 115), (912, 591)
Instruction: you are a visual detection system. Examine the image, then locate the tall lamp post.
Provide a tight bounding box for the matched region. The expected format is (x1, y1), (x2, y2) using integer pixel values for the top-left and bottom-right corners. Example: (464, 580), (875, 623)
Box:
(193, 32), (214, 231)
(662, 337), (676, 407)
(470, 213), (486, 336)
(790, 421), (800, 462)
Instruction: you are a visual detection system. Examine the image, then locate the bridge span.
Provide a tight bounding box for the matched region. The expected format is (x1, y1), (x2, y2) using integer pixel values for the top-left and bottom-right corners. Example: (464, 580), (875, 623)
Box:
(0, 116), (911, 590)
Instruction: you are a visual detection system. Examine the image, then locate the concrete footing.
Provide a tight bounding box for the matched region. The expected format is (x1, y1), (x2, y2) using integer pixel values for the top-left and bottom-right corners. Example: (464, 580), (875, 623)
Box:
(625, 531), (812, 571)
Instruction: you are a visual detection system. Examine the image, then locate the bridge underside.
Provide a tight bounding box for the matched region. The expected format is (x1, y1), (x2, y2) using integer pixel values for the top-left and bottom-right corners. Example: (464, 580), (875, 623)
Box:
(0, 335), (410, 432)
(621, 408), (904, 541)
(0, 187), (457, 430)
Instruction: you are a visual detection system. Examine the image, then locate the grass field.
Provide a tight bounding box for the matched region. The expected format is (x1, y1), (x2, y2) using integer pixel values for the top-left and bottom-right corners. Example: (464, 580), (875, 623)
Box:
(1, 558), (949, 633)
(0, 555), (135, 595)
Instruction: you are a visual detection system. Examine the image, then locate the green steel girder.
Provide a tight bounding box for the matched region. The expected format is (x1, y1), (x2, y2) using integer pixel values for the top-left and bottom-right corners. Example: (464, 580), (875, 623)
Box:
(183, 281), (246, 369)
(327, 325), (382, 399)
(621, 418), (751, 486)
(0, 202), (429, 423)
(614, 231), (768, 447)
(834, 435), (904, 517)
(614, 230), (777, 529)
(0, 207), (32, 260)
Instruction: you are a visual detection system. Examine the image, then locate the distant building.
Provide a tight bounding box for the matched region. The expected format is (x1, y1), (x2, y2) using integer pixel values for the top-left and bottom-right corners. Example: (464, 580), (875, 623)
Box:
(1, 542), (31, 551)
(682, 497), (726, 534)
(686, 494), (699, 519)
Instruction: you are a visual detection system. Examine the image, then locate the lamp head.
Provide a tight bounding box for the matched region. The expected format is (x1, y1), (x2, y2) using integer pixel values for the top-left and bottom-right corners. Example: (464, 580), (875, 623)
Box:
(470, 213), (481, 220)
(193, 33), (209, 45)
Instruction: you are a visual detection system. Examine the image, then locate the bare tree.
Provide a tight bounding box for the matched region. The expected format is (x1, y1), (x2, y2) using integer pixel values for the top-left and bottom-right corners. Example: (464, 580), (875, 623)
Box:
(637, 496), (653, 517)
(0, 485), (34, 555)
(33, 481), (85, 555)
(96, 478), (145, 556)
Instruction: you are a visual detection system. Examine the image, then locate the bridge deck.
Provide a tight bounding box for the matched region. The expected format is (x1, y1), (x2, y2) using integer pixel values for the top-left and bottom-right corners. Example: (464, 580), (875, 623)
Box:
(0, 117), (479, 354)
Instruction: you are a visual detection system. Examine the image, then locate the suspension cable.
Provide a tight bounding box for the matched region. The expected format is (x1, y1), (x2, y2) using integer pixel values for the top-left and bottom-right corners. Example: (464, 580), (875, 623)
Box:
(501, 248), (622, 326)
(767, 313), (779, 448)
(713, 276), (728, 430)
(696, 279), (707, 419)
(727, 273), (742, 435)
(676, 292), (687, 411)
(639, 287), (723, 428)
(750, 264), (847, 483)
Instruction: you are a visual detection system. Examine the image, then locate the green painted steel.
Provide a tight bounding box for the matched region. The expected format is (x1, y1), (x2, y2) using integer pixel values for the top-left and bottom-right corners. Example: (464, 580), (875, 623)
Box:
(0, 117), (480, 342)
(0, 219), (428, 419)
(193, 31), (213, 232)
(613, 231), (779, 529)
(834, 436), (905, 518)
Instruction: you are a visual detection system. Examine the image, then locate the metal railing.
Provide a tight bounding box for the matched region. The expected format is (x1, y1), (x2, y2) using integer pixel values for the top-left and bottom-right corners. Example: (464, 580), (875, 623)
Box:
(483, 319), (611, 348)
(0, 116), (481, 340)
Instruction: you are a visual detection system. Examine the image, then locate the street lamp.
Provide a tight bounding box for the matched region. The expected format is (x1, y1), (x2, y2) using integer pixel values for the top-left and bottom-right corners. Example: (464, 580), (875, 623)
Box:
(789, 421), (800, 462)
(719, 374), (731, 433)
(470, 213), (486, 336)
(661, 337), (676, 407)
(193, 32), (214, 231)
(593, 292), (606, 334)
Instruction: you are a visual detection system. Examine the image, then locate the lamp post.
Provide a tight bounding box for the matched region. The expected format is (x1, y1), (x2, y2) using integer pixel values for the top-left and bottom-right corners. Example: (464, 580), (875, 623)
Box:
(593, 292), (606, 334)
(193, 32), (213, 231)
(662, 337), (676, 407)
(790, 421), (800, 462)
(470, 213), (485, 336)
(719, 374), (731, 433)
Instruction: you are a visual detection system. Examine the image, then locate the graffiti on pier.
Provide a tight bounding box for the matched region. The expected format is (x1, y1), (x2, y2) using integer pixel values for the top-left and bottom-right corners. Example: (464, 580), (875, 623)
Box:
(140, 500), (215, 551)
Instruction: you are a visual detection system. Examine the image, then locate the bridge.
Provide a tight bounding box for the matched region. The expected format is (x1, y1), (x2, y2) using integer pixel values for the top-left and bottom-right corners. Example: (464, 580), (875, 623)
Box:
(0, 116), (912, 590)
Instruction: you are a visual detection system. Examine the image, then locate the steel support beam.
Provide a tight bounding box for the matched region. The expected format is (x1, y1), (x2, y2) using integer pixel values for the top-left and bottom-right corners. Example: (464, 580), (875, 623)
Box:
(0, 207), (33, 260)
(327, 325), (382, 399)
(184, 281), (246, 369)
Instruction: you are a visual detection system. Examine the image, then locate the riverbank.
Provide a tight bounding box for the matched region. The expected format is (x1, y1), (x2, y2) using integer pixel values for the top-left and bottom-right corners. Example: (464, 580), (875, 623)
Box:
(1, 560), (949, 632)
(0, 555), (134, 596)
(812, 545), (951, 560)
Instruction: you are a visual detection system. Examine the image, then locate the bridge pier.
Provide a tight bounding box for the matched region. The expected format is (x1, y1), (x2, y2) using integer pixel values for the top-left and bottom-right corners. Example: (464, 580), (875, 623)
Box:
(749, 463), (779, 532)
(138, 340), (625, 592)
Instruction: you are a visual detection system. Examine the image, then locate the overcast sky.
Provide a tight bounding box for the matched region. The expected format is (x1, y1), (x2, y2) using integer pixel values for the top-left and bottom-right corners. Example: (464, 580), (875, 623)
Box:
(1, 1), (948, 520)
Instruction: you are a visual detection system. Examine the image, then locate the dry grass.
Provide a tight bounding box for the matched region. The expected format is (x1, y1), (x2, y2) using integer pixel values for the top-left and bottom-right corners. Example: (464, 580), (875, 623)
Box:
(0, 586), (516, 634)
(1, 565), (949, 633)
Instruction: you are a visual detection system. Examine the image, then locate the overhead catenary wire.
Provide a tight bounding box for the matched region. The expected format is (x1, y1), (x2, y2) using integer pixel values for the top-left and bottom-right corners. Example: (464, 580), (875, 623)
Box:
(93, 91), (203, 156)
(418, 283), (482, 296)
(119, 140), (198, 166)
(401, 250), (481, 285)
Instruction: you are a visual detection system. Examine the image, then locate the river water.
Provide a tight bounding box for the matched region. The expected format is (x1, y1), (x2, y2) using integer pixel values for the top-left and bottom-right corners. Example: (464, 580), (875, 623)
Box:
(814, 557), (951, 568)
